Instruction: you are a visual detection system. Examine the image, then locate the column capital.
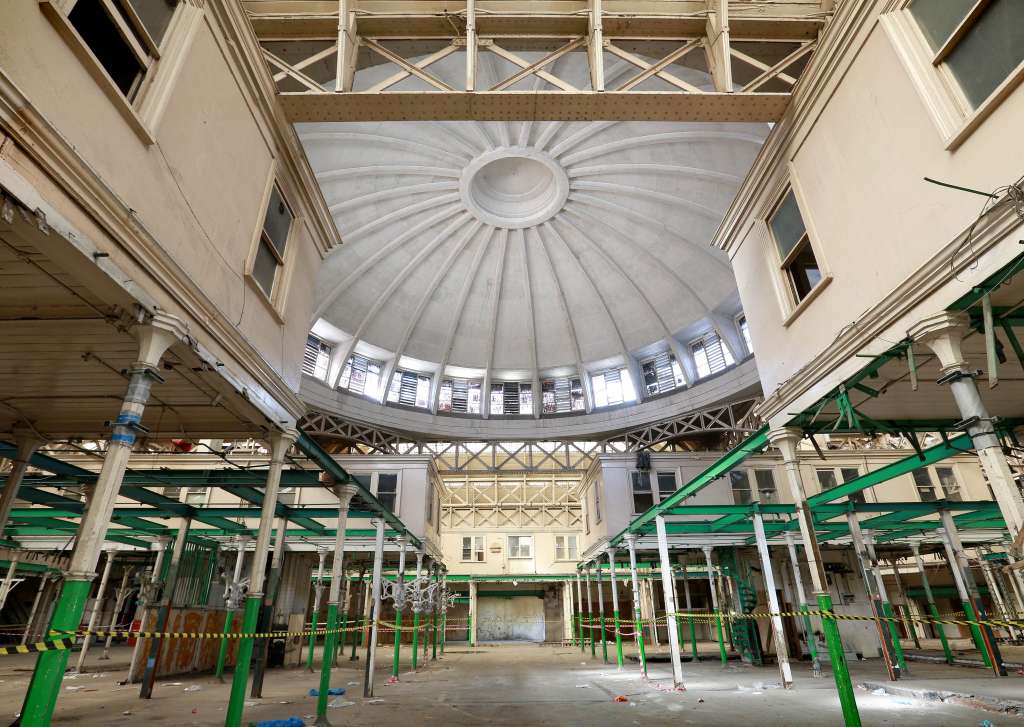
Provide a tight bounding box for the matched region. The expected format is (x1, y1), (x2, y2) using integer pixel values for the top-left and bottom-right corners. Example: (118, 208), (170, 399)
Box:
(333, 482), (359, 510)
(907, 311), (970, 374)
(134, 312), (188, 369)
(623, 533), (637, 547)
(11, 424), (45, 457)
(768, 427), (803, 458)
(267, 428), (299, 459)
(604, 545), (616, 558)
(702, 545), (713, 556)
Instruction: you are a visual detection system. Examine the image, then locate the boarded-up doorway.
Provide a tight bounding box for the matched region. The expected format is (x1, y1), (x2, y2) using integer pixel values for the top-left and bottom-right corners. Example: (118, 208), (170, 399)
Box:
(477, 596), (544, 641)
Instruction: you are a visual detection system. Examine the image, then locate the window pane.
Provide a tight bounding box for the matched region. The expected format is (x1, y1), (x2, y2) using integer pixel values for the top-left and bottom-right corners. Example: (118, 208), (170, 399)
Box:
(631, 471), (654, 512)
(252, 239), (279, 296)
(815, 469), (838, 491)
(912, 469), (937, 501)
(657, 472), (676, 501)
(769, 190), (807, 259)
(262, 185), (293, 256)
(908, 0), (976, 52)
(730, 470), (752, 504)
(786, 241), (822, 301)
(936, 466), (962, 501)
(945, 0), (1024, 108)
(376, 473), (398, 511)
(839, 467), (865, 504)
(739, 317), (753, 353)
(754, 469), (776, 503)
(127, 0), (178, 48)
(68, 1), (145, 96)
(462, 537), (472, 561)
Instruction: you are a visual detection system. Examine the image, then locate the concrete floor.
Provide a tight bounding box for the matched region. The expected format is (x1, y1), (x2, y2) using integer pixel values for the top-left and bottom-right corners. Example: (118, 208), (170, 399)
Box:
(0, 641), (1021, 726)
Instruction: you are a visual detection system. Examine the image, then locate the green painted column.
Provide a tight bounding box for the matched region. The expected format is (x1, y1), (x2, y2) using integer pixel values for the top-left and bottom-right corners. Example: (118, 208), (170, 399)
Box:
(21, 322), (182, 727)
(307, 550), (329, 672)
(216, 537), (248, 682)
(703, 546), (728, 666)
(392, 539), (408, 679)
(818, 592), (862, 727)
(224, 429), (296, 727)
(224, 595), (262, 727)
(585, 567), (595, 658)
(606, 548), (624, 669)
(411, 550), (424, 670)
(624, 535), (647, 676)
(595, 565), (608, 663)
(350, 568), (365, 661)
(315, 483), (356, 726)
(911, 544), (953, 664)
(140, 521), (192, 699)
(679, 560), (699, 662)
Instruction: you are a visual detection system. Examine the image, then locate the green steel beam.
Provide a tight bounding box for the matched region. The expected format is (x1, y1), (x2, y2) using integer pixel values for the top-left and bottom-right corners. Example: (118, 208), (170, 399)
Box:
(612, 425), (769, 544)
(806, 434), (973, 507)
(948, 251), (1024, 311)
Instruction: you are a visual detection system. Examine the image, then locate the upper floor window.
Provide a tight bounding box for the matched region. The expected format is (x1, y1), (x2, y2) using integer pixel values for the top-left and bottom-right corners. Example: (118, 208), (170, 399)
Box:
(63, 0), (180, 100)
(730, 470), (753, 505)
(252, 184), (294, 299)
(754, 469), (777, 503)
(657, 472), (677, 502)
(302, 334), (332, 381)
(555, 535), (578, 561)
(387, 370), (431, 409)
(374, 473), (399, 512)
(490, 381), (533, 416)
(508, 535), (533, 559)
(438, 378), (482, 415)
(462, 535), (485, 562)
(912, 466), (962, 502)
(641, 353), (686, 396)
(591, 367), (636, 409)
(541, 376), (585, 414)
(690, 331), (735, 379)
(630, 471), (653, 513)
(908, 0), (1023, 110)
(769, 189), (821, 305)
(816, 467), (866, 504)
(935, 466), (962, 501)
(338, 353), (384, 399)
(738, 316), (753, 354)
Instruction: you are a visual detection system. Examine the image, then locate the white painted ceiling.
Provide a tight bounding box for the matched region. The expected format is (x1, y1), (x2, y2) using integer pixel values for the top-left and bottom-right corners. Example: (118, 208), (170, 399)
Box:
(301, 51), (769, 380)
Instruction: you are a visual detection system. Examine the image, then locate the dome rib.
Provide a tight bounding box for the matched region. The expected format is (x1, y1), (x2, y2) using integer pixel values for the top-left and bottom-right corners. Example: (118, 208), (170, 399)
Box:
(532, 224), (586, 373)
(328, 180), (461, 213)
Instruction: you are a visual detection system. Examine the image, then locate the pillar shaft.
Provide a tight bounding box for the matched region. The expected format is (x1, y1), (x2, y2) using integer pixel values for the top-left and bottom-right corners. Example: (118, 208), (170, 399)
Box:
(362, 519), (386, 697)
(21, 316), (184, 727)
(680, 557), (698, 661)
(703, 547), (728, 666)
(574, 572), (583, 651)
(752, 513), (793, 688)
(584, 567), (594, 657)
(772, 428), (861, 727)
(76, 553), (115, 672)
(606, 548), (624, 668)
(0, 432), (43, 539)
(141, 521), (193, 698)
(784, 532), (821, 674)
(910, 544), (953, 664)
(655, 516), (684, 687)
(225, 429), (297, 727)
(102, 568), (133, 659)
(595, 564), (608, 662)
(624, 536), (647, 676)
(411, 551), (424, 668)
(392, 540), (408, 678)
(308, 550), (329, 672)
(846, 516), (901, 680)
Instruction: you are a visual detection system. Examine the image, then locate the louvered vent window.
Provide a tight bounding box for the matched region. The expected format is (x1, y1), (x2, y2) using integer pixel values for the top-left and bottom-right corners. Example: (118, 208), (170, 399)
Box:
(489, 382), (533, 416)
(387, 370), (432, 409)
(438, 377), (482, 414)
(541, 376), (585, 414)
(690, 332), (735, 380)
(591, 367), (636, 409)
(338, 353), (384, 399)
(640, 352), (686, 396)
(302, 334), (332, 381)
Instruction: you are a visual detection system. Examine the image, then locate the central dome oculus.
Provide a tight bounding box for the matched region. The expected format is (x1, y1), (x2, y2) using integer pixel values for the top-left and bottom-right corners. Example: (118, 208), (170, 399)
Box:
(460, 147), (569, 229)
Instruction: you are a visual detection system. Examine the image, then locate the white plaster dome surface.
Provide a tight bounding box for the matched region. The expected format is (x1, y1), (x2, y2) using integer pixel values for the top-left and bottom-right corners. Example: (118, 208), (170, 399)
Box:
(301, 53), (770, 378)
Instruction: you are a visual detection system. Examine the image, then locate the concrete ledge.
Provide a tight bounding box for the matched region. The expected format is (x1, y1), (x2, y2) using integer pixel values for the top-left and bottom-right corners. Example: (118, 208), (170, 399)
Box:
(859, 681), (1024, 718)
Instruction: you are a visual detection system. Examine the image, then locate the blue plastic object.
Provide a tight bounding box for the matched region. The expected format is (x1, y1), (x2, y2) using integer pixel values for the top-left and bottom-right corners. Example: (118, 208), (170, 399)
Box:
(307, 687), (346, 697)
(249, 718), (305, 727)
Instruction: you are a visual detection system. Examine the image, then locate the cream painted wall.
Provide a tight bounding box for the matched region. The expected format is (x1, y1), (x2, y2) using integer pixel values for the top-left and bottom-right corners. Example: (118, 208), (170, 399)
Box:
(722, 3), (1024, 417)
(0, 2), (331, 416)
(442, 530), (579, 577)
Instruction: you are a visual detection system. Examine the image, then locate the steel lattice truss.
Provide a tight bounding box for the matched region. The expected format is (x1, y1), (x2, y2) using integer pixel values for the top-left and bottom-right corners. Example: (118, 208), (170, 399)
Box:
(247, 0), (827, 122)
(441, 473), (581, 529)
(300, 396), (760, 473)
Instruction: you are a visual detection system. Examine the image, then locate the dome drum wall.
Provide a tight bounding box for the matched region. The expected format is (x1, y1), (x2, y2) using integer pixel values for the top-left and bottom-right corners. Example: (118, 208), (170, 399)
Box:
(302, 49), (769, 427)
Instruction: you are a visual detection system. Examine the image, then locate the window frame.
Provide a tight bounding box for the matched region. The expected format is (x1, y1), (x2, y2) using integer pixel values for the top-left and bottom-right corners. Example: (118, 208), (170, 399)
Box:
(461, 535), (485, 563)
(689, 330), (736, 380)
(882, 0), (1024, 150)
(246, 176), (298, 319)
(507, 535), (534, 559)
(369, 471), (401, 516)
(42, 0), (201, 143)
(554, 534), (578, 561)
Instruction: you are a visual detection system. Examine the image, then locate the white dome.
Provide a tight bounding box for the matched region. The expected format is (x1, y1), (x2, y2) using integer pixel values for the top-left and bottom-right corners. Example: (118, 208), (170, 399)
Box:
(301, 52), (769, 380)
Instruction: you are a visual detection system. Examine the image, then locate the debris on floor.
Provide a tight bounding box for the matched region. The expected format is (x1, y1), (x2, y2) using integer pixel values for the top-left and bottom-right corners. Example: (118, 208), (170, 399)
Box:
(614, 695), (628, 703)
(308, 687), (345, 696)
(248, 718), (305, 727)
(183, 684), (202, 692)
